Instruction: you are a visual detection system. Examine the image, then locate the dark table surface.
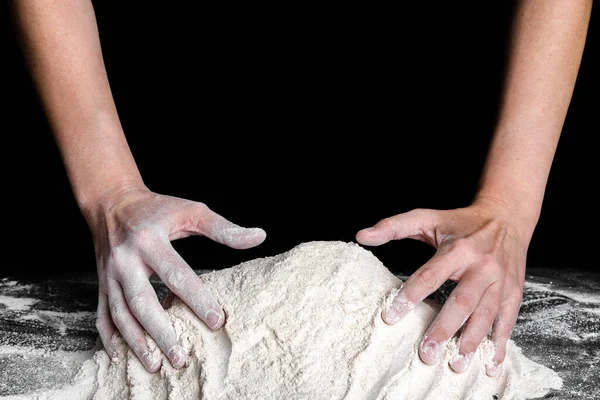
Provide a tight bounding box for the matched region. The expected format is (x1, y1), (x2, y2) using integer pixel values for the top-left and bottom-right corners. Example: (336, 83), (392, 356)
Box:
(1, 267), (598, 399)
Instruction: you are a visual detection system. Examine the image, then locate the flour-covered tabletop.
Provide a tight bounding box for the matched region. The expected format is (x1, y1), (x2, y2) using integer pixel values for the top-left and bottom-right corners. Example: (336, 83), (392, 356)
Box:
(0, 267), (598, 399)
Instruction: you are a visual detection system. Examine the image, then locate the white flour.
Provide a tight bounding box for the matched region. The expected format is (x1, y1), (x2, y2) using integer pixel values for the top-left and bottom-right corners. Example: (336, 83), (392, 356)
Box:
(9, 241), (562, 399)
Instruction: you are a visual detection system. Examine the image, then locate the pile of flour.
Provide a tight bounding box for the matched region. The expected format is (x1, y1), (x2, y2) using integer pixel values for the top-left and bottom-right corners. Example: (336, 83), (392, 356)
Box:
(30, 241), (562, 399)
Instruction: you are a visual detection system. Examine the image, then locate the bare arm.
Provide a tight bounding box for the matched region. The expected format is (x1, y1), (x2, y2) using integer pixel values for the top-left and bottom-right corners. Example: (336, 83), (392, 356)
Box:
(475, 0), (593, 237)
(358, 0), (593, 375)
(8, 0), (142, 218)
(470, 0), (594, 374)
(9, 0), (266, 372)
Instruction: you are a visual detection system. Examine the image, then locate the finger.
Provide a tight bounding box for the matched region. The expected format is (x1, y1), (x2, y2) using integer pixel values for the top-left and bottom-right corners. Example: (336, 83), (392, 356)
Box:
(120, 266), (189, 369)
(356, 208), (441, 246)
(383, 244), (471, 325)
(419, 269), (497, 365)
(179, 202), (266, 249)
(486, 294), (522, 377)
(450, 282), (502, 373)
(141, 240), (225, 330)
(107, 278), (162, 373)
(95, 291), (117, 357)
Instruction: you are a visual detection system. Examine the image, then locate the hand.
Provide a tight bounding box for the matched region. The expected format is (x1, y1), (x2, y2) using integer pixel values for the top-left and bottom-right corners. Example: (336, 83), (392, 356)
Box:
(356, 198), (530, 376)
(88, 183), (266, 372)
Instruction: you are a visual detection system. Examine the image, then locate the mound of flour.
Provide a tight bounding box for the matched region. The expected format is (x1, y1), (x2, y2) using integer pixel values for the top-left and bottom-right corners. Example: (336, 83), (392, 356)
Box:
(41, 241), (562, 399)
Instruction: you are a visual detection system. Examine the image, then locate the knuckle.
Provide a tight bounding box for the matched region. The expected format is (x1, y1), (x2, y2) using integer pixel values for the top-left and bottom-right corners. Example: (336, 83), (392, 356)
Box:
(164, 266), (187, 289)
(413, 268), (438, 290)
(108, 303), (128, 327)
(105, 248), (121, 267)
(452, 292), (476, 314)
(132, 226), (159, 247)
(185, 202), (210, 222)
(375, 217), (395, 230)
(474, 304), (497, 327)
(106, 247), (133, 275)
(193, 202), (209, 213)
(430, 324), (453, 341)
(450, 236), (468, 249)
(128, 295), (149, 318)
(478, 259), (502, 281)
(443, 238), (475, 264)
(480, 255), (500, 272)
(409, 208), (428, 218)
(451, 238), (474, 256)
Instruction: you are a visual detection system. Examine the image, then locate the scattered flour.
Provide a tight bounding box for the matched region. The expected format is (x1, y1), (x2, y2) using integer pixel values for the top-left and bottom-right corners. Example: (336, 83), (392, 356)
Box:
(0, 296), (38, 312)
(523, 281), (600, 305)
(5, 241), (563, 399)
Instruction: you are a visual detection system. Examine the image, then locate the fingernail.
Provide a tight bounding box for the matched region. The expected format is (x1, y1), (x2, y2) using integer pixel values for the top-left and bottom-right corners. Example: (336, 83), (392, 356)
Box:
(168, 345), (189, 369)
(143, 351), (162, 372)
(486, 360), (503, 377)
(450, 352), (474, 373)
(245, 227), (266, 236)
(225, 226), (256, 237)
(420, 338), (442, 364)
(221, 226), (266, 248)
(382, 292), (413, 324)
(205, 309), (223, 330)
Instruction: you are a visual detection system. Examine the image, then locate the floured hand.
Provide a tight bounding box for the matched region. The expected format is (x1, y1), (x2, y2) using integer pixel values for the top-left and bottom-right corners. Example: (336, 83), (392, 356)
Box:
(87, 182), (266, 372)
(356, 198), (529, 377)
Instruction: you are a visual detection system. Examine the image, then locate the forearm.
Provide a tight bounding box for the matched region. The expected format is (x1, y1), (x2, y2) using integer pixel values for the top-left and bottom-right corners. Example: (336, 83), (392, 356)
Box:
(9, 0), (144, 220)
(475, 0), (592, 237)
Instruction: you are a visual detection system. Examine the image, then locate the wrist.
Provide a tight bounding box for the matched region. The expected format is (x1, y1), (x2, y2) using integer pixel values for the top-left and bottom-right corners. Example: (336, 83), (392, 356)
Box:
(471, 192), (540, 242)
(78, 179), (148, 229)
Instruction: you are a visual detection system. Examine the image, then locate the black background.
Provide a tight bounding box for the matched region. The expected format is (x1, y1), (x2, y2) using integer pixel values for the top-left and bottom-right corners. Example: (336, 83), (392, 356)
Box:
(1, 2), (597, 278)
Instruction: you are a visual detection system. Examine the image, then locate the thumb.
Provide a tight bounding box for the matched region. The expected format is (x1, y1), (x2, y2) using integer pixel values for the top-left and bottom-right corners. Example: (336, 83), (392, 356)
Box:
(183, 203), (267, 249)
(356, 208), (440, 246)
